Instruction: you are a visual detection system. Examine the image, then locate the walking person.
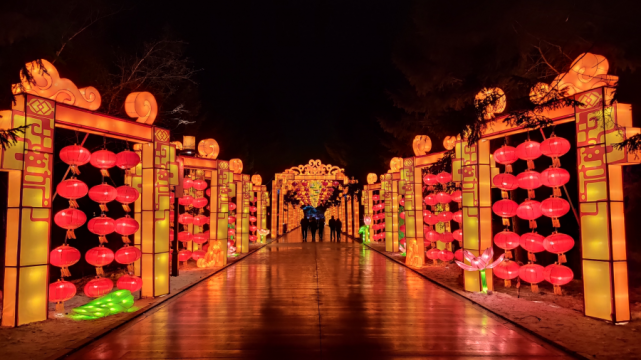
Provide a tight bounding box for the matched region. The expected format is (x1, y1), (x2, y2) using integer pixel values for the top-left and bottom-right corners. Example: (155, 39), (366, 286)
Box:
(300, 217), (309, 242)
(335, 218), (342, 241)
(328, 216), (337, 241)
(318, 217), (325, 241)
(309, 218), (318, 242)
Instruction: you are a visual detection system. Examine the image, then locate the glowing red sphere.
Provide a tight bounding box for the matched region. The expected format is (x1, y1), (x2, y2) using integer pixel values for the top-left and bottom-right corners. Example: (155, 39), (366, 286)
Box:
(178, 195), (194, 206)
(450, 190), (462, 203)
(452, 210), (463, 223)
(178, 231), (193, 242)
(178, 250), (192, 262)
(86, 246), (115, 268)
(426, 248), (440, 260)
(437, 211), (453, 223)
(494, 230), (520, 250)
(115, 246), (142, 264)
(117, 274), (142, 292)
(229, 203), (237, 211)
(493, 173), (518, 191)
(424, 194), (438, 206)
(436, 192), (451, 204)
(60, 145), (91, 167)
(54, 208), (86, 230)
(423, 174), (439, 186)
(192, 197), (208, 208)
(494, 145), (518, 165)
(425, 230), (442, 242)
(192, 179), (208, 191)
(492, 199), (518, 218)
(115, 217), (139, 236)
(57, 179), (88, 200)
(178, 213), (194, 225)
(543, 233), (574, 254)
(116, 185), (139, 204)
(544, 264), (574, 286)
(84, 278), (113, 298)
(516, 140), (542, 160)
(494, 260), (520, 280)
(49, 280), (76, 303)
(191, 250), (206, 260)
(454, 249), (464, 262)
(440, 231), (454, 243)
(88, 184), (117, 203)
(193, 215), (209, 226)
(437, 172), (452, 184)
(115, 150), (140, 170)
(50, 244), (81, 268)
(516, 200), (542, 220)
(192, 233), (208, 244)
(517, 170), (542, 190)
(228, 216), (236, 224)
(519, 264), (545, 284)
(423, 213), (439, 225)
(520, 232), (545, 253)
(453, 229), (463, 241)
(87, 216), (115, 235)
(540, 136), (571, 158)
(438, 249), (454, 261)
(541, 197), (570, 218)
(540, 168), (570, 188)
(183, 178), (194, 189)
(90, 149), (117, 169)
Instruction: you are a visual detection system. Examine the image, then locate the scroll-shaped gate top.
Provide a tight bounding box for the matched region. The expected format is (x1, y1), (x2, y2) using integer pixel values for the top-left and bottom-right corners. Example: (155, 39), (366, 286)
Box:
(284, 159), (344, 176)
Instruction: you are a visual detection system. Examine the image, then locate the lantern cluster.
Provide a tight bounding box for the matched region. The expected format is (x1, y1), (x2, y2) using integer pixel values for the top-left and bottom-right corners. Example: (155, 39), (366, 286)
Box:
(249, 198), (258, 242)
(422, 171), (461, 263)
(371, 193), (385, 241)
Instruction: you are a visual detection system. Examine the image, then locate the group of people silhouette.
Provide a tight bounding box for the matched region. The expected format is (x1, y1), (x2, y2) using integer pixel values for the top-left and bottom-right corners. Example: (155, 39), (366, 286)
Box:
(300, 216), (342, 242)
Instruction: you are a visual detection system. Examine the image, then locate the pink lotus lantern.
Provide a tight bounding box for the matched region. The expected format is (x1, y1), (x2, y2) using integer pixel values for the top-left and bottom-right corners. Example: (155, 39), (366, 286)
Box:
(455, 247), (505, 293)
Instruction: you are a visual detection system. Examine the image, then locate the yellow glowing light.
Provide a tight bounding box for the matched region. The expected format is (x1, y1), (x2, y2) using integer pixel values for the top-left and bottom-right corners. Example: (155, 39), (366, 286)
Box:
(183, 136), (196, 150)
(197, 138), (219, 159)
(412, 135), (432, 156)
(230, 158), (243, 174)
(367, 173), (377, 184)
(475, 87), (506, 120)
(443, 136), (456, 150)
(251, 174), (262, 186)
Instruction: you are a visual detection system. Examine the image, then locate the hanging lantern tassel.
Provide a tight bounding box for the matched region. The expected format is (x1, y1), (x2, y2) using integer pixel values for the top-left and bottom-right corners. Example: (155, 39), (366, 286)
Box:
(99, 235), (109, 244)
(100, 169), (110, 177)
(559, 253), (567, 264)
(528, 189), (536, 199)
(529, 219), (537, 229)
(66, 229), (77, 240)
(55, 301), (65, 313)
(61, 266), (71, 278)
(505, 279), (511, 288)
(69, 199), (79, 208)
(96, 266), (105, 276)
(446, 242), (452, 251)
(505, 250), (512, 259)
(99, 203), (109, 212)
(553, 187), (562, 197)
(501, 189), (509, 199)
(502, 217), (510, 226)
(553, 157), (561, 168)
(552, 217), (560, 228)
(554, 285), (563, 295)
(127, 263), (135, 273)
(528, 252), (537, 262)
(121, 204), (131, 212)
(122, 235), (131, 244)
(433, 258), (438, 265)
(527, 160), (535, 170)
(531, 283), (539, 293)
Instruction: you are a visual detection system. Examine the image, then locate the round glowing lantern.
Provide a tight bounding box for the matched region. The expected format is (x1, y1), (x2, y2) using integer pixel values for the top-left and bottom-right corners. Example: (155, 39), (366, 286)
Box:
(250, 235), (258, 242)
(54, 208), (86, 239)
(440, 231), (454, 243)
(192, 197), (208, 208)
(90, 149), (117, 176)
(438, 249), (454, 262)
(50, 244), (81, 277)
(192, 250), (206, 260)
(88, 216), (115, 243)
(541, 197), (570, 227)
(426, 248), (440, 263)
(249, 225), (258, 232)
(332, 181), (339, 186)
(493, 173), (518, 198)
(89, 184), (117, 211)
(249, 216), (257, 223)
(117, 274), (142, 293)
(193, 179), (208, 191)
(443, 136), (457, 150)
(540, 167), (570, 197)
(49, 280), (76, 312)
(436, 192), (451, 204)
(183, 178), (194, 189)
(178, 195), (194, 206)
(544, 264), (574, 294)
(372, 195), (380, 201)
(453, 229), (463, 241)
(437, 211), (453, 223)
(178, 250), (192, 262)
(399, 212), (406, 220)
(454, 249), (464, 262)
(84, 278), (113, 298)
(540, 136), (571, 166)
(250, 206), (258, 212)
(115, 246), (142, 265)
(178, 213), (193, 225)
(452, 210), (463, 223)
(424, 194), (438, 206)
(437, 172), (452, 184)
(494, 260), (520, 287)
(423, 174), (439, 187)
(494, 145), (518, 173)
(115, 150), (140, 170)
(115, 216), (139, 237)
(116, 186), (139, 212)
(516, 200), (542, 229)
(450, 190), (462, 203)
(228, 216), (236, 224)
(423, 213), (439, 226)
(60, 145), (91, 174)
(516, 140), (541, 170)
(228, 229), (236, 237)
(205, 188), (211, 197)
(57, 179), (88, 207)
(229, 202), (237, 211)
(543, 232), (574, 263)
(192, 232), (208, 244)
(492, 199), (518, 226)
(520, 232), (545, 262)
(86, 246), (115, 276)
(517, 170), (542, 198)
(494, 230), (520, 259)
(193, 215), (208, 226)
(425, 230), (442, 242)
(178, 231), (193, 242)
(519, 263), (545, 292)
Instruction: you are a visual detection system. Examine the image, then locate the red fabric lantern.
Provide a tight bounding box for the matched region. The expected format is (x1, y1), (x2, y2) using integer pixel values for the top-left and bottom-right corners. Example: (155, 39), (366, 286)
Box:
(249, 216), (257, 222)
(249, 225), (258, 232)
(372, 195), (380, 201)
(494, 230), (519, 259)
(183, 178), (194, 189)
(250, 206), (258, 212)
(84, 278), (113, 298)
(115, 150), (140, 170)
(541, 136), (571, 167)
(192, 233), (208, 244)
(423, 213), (439, 225)
(453, 229), (463, 241)
(117, 274), (142, 292)
(54, 208), (86, 239)
(492, 199), (518, 226)
(86, 246), (115, 276)
(520, 232), (545, 262)
(541, 197), (570, 227)
(116, 185), (139, 212)
(423, 174), (439, 186)
(60, 145), (92, 175)
(438, 249), (454, 262)
(450, 190), (462, 203)
(205, 188), (211, 197)
(249, 235), (258, 242)
(435, 192), (451, 204)
(50, 244), (81, 277)
(517, 170), (542, 198)
(192, 197), (208, 208)
(57, 179), (88, 208)
(115, 216), (139, 238)
(178, 195), (194, 206)
(193, 179), (208, 191)
(437, 172), (452, 184)
(49, 280), (76, 312)
(115, 246), (142, 265)
(179, 213), (194, 225)
(454, 249), (463, 262)
(89, 184), (117, 211)
(399, 212), (406, 220)
(178, 250), (192, 262)
(424, 194), (438, 206)
(494, 260), (520, 287)
(440, 231), (454, 243)
(229, 202), (237, 211)
(452, 210), (463, 223)
(540, 167), (570, 197)
(425, 230), (442, 242)
(228, 216), (236, 224)
(228, 228), (236, 236)
(544, 264), (574, 294)
(193, 215), (208, 226)
(519, 264), (545, 292)
(493, 173), (518, 199)
(437, 211), (453, 223)
(399, 198), (405, 206)
(90, 149), (117, 176)
(494, 145), (518, 173)
(88, 216), (115, 243)
(516, 200), (542, 229)
(426, 248), (440, 261)
(192, 250), (206, 260)
(178, 231), (193, 242)
(544, 232), (574, 263)
(516, 140), (541, 169)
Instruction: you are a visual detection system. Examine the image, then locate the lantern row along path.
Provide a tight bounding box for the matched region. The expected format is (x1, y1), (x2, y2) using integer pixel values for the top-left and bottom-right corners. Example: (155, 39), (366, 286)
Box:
(67, 228), (571, 359)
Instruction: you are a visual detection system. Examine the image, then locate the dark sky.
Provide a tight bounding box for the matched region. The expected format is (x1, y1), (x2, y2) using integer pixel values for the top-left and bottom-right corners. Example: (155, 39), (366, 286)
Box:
(117, 0), (411, 183)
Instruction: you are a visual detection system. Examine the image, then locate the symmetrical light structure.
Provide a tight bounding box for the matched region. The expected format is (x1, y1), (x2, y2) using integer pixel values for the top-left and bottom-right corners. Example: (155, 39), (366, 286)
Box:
(251, 175), (269, 236)
(382, 163), (401, 252)
(0, 60), (177, 326)
(228, 160), (251, 253)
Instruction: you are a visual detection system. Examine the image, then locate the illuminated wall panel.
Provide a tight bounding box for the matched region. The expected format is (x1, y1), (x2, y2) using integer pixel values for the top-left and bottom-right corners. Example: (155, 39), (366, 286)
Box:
(353, 195), (360, 238)
(347, 195), (353, 236)
(403, 158), (424, 268)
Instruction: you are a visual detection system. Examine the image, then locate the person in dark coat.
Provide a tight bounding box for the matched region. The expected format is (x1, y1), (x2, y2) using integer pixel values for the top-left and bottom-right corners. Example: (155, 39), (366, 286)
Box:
(335, 218), (342, 241)
(309, 218), (318, 241)
(318, 217), (326, 241)
(300, 217), (309, 242)
(328, 216), (337, 241)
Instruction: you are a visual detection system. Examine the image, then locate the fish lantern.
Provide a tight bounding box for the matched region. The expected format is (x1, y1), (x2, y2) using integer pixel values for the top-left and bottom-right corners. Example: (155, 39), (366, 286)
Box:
(440, 231), (454, 243)
(193, 215), (209, 227)
(437, 172), (452, 184)
(178, 213), (194, 225)
(49, 280), (76, 313)
(424, 194), (438, 206)
(88, 215), (116, 244)
(453, 229), (463, 241)
(115, 216), (139, 243)
(86, 246), (115, 276)
(519, 264), (545, 293)
(89, 183), (117, 212)
(517, 200), (542, 229)
(117, 274), (142, 293)
(544, 264), (574, 295)
(426, 248), (440, 264)
(193, 179), (208, 191)
(116, 185), (139, 212)
(229, 202), (237, 211)
(54, 208), (86, 239)
(423, 174), (439, 188)
(520, 232), (545, 262)
(90, 149), (117, 177)
(543, 232), (574, 263)
(423, 213), (439, 226)
(192, 197), (208, 208)
(115, 246), (142, 272)
(115, 150), (140, 171)
(450, 190), (462, 204)
(452, 210), (463, 223)
(228, 216), (236, 224)
(540, 167), (570, 197)
(178, 250), (192, 262)
(516, 140), (541, 170)
(541, 197), (570, 227)
(494, 145), (518, 173)
(178, 231), (193, 242)
(492, 199), (518, 226)
(183, 178), (194, 189)
(178, 195), (194, 206)
(50, 244), (81, 277)
(493, 260), (520, 287)
(192, 250), (206, 260)
(540, 135), (571, 167)
(494, 230), (520, 259)
(192, 232), (208, 244)
(435, 192), (451, 204)
(57, 178), (88, 208)
(437, 211), (452, 223)
(438, 249), (454, 262)
(60, 145), (92, 175)
(84, 278), (113, 298)
(425, 230), (442, 242)
(492, 173), (518, 199)
(517, 170), (541, 199)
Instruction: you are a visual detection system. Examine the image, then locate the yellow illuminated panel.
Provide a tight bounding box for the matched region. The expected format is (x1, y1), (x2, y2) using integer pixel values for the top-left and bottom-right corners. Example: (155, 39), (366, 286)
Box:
(141, 211), (154, 253)
(154, 253), (169, 297)
(610, 202), (626, 261)
(5, 209), (19, 267)
(613, 262), (630, 322)
(7, 171), (22, 207)
(608, 166), (623, 201)
(141, 254), (154, 297)
(55, 105), (153, 142)
(155, 210), (169, 253)
(19, 208), (49, 266)
(18, 265), (47, 325)
(479, 207), (492, 251)
(464, 249), (480, 292)
(583, 260), (612, 320)
(2, 268), (17, 326)
(2, 113), (26, 171)
(580, 202), (610, 260)
(463, 208), (479, 251)
(479, 165), (491, 207)
(142, 169), (154, 211)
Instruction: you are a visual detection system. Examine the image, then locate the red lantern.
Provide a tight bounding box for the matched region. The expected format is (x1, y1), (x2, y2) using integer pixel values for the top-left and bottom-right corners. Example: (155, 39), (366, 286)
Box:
(116, 185), (139, 212)
(544, 232), (574, 263)
(424, 194), (438, 206)
(426, 248), (440, 262)
(192, 197), (208, 208)
(49, 280), (76, 312)
(454, 249), (463, 262)
(179, 213), (194, 225)
(423, 174), (439, 187)
(192, 250), (206, 260)
(423, 213), (439, 226)
(117, 274), (142, 292)
(249, 216), (257, 222)
(57, 179), (88, 208)
(516, 140), (541, 169)
(193, 215), (208, 226)
(440, 231), (454, 243)
(519, 264), (545, 292)
(115, 150), (140, 170)
(435, 192), (451, 204)
(115, 246), (142, 265)
(399, 212), (405, 220)
(517, 200), (542, 229)
(228, 229), (236, 236)
(90, 149), (117, 176)
(228, 216), (236, 224)
(437, 172), (452, 184)
(493, 173), (518, 199)
(249, 225), (258, 232)
(205, 188), (211, 197)
(425, 230), (442, 242)
(183, 178), (194, 189)
(520, 232), (545, 262)
(250, 206), (258, 212)
(192, 233), (208, 244)
(178, 250), (192, 262)
(494, 145), (518, 172)
(178, 231), (193, 242)
(540, 136), (571, 167)
(50, 244), (81, 277)
(86, 246), (115, 276)
(541, 197), (570, 227)
(544, 264), (574, 294)
(372, 195), (380, 201)
(115, 216), (139, 240)
(88, 216), (116, 243)
(453, 229), (463, 241)
(450, 190), (462, 203)
(492, 199), (518, 226)
(54, 208), (86, 239)
(60, 145), (91, 175)
(494, 260), (520, 287)
(84, 278), (113, 298)
(452, 210), (463, 223)
(540, 167), (570, 192)
(438, 249), (454, 261)
(517, 170), (541, 198)
(437, 211), (452, 223)
(229, 202), (237, 211)
(89, 184), (117, 211)
(249, 235), (258, 242)
(494, 230), (519, 259)
(193, 179), (208, 191)
(399, 198), (405, 206)
(178, 195), (194, 206)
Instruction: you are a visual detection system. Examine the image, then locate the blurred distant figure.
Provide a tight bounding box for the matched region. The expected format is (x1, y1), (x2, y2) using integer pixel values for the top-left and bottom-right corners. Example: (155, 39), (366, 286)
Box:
(328, 216), (337, 241)
(335, 218), (342, 241)
(300, 217), (309, 242)
(318, 218), (326, 241)
(309, 218), (318, 241)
